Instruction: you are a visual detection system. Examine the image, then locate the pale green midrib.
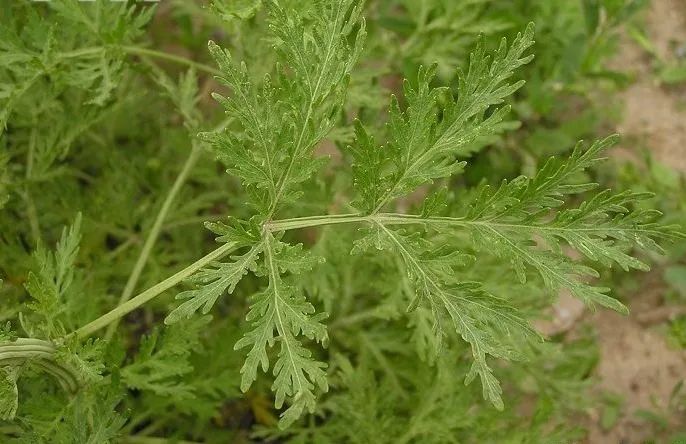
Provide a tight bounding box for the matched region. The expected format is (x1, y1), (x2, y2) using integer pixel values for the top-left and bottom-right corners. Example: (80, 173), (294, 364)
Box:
(370, 77), (514, 215)
(264, 214), (369, 231)
(265, 3), (343, 220)
(265, 212), (666, 238)
(264, 235), (306, 399)
(376, 222), (482, 360)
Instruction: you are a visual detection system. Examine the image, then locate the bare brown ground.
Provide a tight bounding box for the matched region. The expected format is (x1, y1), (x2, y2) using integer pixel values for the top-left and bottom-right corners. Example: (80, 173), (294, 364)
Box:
(585, 1), (686, 442)
(587, 280), (686, 443)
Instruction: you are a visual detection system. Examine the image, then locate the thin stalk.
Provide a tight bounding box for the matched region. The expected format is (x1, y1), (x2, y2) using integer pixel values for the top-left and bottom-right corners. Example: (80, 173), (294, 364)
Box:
(0, 339), (79, 392)
(120, 437), (201, 444)
(67, 210), (657, 341)
(121, 409), (153, 435)
(62, 213), (482, 343)
(105, 144), (202, 340)
(119, 46), (221, 76)
(105, 235), (138, 261)
(70, 241), (237, 340)
(31, 360), (79, 393)
(58, 47), (103, 59)
(0, 343), (55, 353)
(23, 191), (40, 246)
(60, 46), (221, 77)
(162, 213), (226, 231)
(24, 121), (40, 244)
(264, 212), (457, 231)
(266, 213), (369, 231)
(135, 417), (168, 437)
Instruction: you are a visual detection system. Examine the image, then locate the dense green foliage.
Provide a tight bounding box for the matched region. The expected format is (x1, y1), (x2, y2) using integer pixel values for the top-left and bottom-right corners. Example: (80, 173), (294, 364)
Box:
(0, 0), (683, 442)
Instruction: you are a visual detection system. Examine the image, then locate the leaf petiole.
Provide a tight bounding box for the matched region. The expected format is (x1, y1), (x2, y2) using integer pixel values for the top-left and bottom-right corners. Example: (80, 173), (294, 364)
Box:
(68, 241), (238, 340)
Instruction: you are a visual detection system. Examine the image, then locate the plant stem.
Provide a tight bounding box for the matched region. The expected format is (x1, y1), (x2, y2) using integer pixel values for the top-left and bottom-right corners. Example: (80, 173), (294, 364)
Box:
(64, 210), (666, 342)
(266, 213), (369, 231)
(59, 45), (221, 76)
(105, 144), (202, 340)
(0, 338), (79, 392)
(24, 121), (40, 244)
(70, 241), (237, 340)
(265, 212), (455, 231)
(135, 417), (168, 437)
(119, 46), (221, 76)
(58, 47), (103, 59)
(119, 437), (201, 444)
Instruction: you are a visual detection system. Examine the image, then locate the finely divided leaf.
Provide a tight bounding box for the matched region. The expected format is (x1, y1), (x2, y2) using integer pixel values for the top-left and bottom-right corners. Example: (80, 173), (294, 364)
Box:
(24, 213), (82, 338)
(356, 223), (540, 409)
(122, 316), (211, 400)
(204, 0), (366, 213)
(165, 244), (261, 325)
(351, 23), (535, 213)
(234, 233), (328, 428)
(457, 136), (684, 313)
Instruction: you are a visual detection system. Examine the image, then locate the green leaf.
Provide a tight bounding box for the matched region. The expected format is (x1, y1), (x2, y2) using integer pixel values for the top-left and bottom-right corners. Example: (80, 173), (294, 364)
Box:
(122, 316), (211, 400)
(234, 233), (328, 428)
(24, 213), (82, 337)
(203, 0), (366, 213)
(454, 136), (684, 313)
(59, 389), (126, 444)
(165, 244), (261, 325)
(150, 66), (201, 128)
(211, 0), (262, 20)
(351, 23), (535, 213)
(0, 323), (15, 343)
(357, 223), (540, 409)
(56, 338), (106, 384)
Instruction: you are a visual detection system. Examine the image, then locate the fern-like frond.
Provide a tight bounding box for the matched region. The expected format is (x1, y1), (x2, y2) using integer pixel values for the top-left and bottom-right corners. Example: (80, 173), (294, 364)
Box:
(234, 233), (328, 428)
(164, 244), (262, 325)
(353, 222), (539, 409)
(350, 23), (535, 214)
(203, 0), (366, 214)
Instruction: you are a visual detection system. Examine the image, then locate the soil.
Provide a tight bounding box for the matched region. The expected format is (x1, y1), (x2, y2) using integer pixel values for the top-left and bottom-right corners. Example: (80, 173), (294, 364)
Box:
(583, 1), (686, 442)
(586, 277), (686, 443)
(613, 0), (686, 172)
